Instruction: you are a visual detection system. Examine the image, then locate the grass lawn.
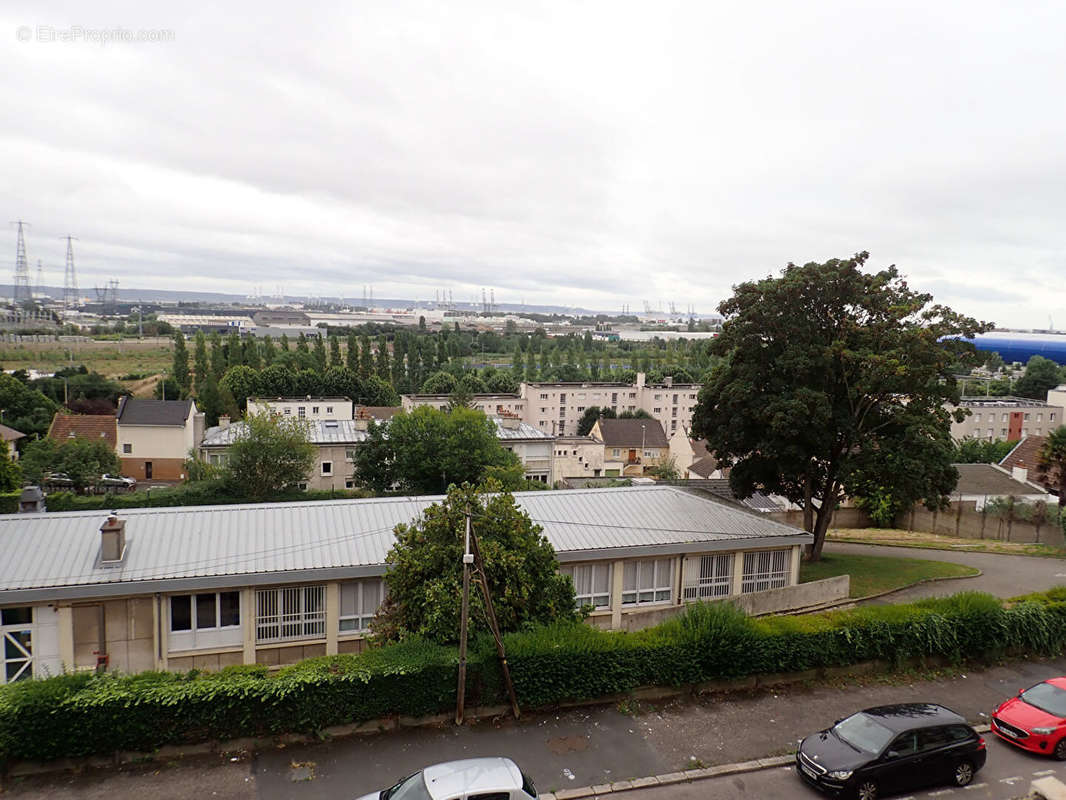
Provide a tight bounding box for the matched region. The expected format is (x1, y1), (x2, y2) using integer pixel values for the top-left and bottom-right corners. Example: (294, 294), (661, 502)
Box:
(799, 552), (979, 598)
(828, 528), (1066, 559)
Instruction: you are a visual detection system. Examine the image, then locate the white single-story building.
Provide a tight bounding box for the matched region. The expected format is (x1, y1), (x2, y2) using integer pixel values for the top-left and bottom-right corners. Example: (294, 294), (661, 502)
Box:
(0, 486), (813, 681)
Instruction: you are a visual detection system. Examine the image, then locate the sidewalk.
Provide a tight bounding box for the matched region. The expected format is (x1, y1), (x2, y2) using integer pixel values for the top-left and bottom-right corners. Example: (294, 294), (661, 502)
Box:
(7, 653), (1066, 799)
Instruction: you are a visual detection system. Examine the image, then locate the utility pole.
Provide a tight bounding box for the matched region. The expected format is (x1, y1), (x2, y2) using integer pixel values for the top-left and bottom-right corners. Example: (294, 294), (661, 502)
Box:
(470, 525), (520, 719)
(455, 505), (474, 724)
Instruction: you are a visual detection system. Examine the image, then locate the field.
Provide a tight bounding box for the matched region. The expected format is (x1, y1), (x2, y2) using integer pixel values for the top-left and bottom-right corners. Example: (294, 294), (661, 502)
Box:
(0, 338), (173, 382)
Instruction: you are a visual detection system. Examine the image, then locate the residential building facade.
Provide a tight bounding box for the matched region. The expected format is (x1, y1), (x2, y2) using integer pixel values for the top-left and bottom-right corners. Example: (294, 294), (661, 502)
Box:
(115, 398), (203, 481)
(0, 487), (812, 680)
(247, 396), (354, 421)
(553, 436), (605, 481)
(401, 373), (701, 438)
(950, 397), (1064, 442)
(589, 418), (669, 477)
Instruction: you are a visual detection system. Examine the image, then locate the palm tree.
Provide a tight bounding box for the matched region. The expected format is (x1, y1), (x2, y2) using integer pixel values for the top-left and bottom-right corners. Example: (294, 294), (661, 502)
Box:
(1036, 426), (1066, 508)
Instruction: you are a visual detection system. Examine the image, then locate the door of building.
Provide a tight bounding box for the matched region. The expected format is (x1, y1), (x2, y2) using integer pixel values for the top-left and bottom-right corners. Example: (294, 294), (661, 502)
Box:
(145, 461), (153, 479)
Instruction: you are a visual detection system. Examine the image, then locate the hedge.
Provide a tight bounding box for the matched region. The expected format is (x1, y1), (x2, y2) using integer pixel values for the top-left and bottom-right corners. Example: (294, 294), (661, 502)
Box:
(4, 590), (1066, 765)
(41, 483), (372, 512)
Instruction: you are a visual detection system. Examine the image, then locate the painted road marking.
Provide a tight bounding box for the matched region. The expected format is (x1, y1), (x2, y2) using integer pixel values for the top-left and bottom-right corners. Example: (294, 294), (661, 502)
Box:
(928, 790), (955, 796)
(1034, 769), (1056, 775)
(1000, 776), (1023, 784)
(962, 783), (987, 790)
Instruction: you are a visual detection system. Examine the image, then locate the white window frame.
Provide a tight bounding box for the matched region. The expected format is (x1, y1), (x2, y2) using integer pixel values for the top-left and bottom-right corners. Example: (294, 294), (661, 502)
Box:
(561, 563), (612, 609)
(122, 443), (132, 454)
(741, 550), (790, 593)
(622, 558), (673, 605)
(683, 553), (734, 600)
(321, 461), (333, 476)
(345, 449), (357, 462)
(256, 585), (326, 643)
(1, 606), (33, 684)
(339, 579), (385, 633)
(168, 591), (242, 651)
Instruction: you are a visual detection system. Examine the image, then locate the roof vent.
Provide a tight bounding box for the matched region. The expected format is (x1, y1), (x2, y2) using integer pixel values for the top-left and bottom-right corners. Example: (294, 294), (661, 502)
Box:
(100, 513), (127, 565)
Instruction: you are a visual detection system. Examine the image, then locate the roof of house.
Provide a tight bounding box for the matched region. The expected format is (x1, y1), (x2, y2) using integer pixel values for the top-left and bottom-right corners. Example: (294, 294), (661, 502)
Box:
(116, 397), (194, 427)
(0, 423), (26, 442)
(693, 479), (783, 512)
(0, 486), (811, 602)
(687, 455), (720, 478)
(594, 418), (669, 449)
(953, 463), (1049, 496)
(46, 414), (116, 448)
(492, 418), (553, 440)
(1000, 435), (1060, 489)
(201, 419), (370, 447)
(360, 406), (400, 421)
(249, 396), (352, 403)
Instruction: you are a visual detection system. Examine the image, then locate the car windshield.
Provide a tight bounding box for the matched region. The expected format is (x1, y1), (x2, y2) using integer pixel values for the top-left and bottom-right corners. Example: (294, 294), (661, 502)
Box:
(833, 713), (896, 754)
(1022, 682), (1066, 717)
(383, 772), (432, 800)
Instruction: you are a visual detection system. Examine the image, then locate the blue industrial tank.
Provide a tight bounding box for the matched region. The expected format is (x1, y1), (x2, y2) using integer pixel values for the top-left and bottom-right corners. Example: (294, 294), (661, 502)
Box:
(967, 332), (1066, 365)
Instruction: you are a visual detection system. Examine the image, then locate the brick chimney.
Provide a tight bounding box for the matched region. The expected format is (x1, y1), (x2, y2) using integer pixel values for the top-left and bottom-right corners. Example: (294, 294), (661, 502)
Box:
(218, 415), (231, 430)
(354, 407), (372, 431)
(100, 513), (127, 564)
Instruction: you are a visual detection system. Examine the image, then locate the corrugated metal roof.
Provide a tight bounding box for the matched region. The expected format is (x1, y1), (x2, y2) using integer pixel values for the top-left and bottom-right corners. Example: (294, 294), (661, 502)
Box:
(492, 419), (553, 440)
(0, 487), (811, 600)
(201, 420), (370, 446)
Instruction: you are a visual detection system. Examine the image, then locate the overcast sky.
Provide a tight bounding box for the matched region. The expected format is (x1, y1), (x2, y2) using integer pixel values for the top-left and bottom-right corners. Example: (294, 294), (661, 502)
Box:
(3, 1), (1063, 326)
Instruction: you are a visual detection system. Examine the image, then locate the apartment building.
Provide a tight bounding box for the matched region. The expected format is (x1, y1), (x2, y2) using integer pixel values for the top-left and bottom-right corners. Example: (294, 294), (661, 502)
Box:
(401, 373), (701, 438)
(553, 436), (606, 480)
(247, 396), (354, 421)
(950, 397), (1064, 442)
(493, 412), (555, 484)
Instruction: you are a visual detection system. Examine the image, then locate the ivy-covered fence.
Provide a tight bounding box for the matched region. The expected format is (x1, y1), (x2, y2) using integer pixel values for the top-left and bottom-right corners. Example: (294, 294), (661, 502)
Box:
(4, 589), (1066, 766)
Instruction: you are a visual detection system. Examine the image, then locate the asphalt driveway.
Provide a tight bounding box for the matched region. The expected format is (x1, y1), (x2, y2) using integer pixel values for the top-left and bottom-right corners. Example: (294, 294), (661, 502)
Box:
(823, 541), (1066, 603)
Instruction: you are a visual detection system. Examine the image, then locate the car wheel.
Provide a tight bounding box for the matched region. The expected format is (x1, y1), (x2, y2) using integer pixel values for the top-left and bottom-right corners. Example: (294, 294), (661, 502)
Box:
(953, 760), (974, 786)
(1054, 738), (1066, 760)
(855, 779), (878, 800)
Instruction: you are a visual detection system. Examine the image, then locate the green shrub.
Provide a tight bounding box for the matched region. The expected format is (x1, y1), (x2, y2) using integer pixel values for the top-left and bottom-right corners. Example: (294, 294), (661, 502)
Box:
(6, 589), (1066, 765)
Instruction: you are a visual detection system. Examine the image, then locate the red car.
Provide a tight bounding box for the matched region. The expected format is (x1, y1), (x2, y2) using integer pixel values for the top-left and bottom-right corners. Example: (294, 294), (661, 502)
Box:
(993, 677), (1066, 758)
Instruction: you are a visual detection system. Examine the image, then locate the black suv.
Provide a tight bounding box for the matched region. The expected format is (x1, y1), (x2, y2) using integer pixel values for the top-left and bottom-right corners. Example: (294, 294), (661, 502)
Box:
(796, 703), (986, 799)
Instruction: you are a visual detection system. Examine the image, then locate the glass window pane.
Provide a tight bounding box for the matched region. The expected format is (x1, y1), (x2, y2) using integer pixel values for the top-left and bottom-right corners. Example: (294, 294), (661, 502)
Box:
(1, 607), (32, 626)
(340, 583), (357, 617)
(623, 563), (637, 591)
(219, 592), (240, 627)
(196, 594), (217, 629)
(593, 565), (610, 594)
(170, 596), (192, 631)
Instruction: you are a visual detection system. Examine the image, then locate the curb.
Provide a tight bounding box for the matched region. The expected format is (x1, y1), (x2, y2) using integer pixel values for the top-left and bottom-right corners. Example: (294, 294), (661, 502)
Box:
(851, 568), (985, 604)
(827, 537), (1066, 561)
(538, 723), (994, 799)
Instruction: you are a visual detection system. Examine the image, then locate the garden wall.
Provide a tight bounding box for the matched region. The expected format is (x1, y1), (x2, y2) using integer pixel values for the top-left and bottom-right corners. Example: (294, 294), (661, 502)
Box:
(900, 500), (1066, 547)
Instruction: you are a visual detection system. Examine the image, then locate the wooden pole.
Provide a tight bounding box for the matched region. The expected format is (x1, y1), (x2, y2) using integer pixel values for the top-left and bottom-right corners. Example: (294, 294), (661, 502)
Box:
(455, 506), (473, 725)
(470, 528), (521, 719)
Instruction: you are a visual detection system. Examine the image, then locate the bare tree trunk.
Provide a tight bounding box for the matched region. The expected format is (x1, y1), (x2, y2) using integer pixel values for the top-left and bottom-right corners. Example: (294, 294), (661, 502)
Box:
(803, 470), (814, 533)
(808, 503), (835, 561)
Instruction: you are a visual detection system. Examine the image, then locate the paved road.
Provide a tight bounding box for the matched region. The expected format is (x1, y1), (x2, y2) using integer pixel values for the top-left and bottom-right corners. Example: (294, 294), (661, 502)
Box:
(618, 738), (1066, 800)
(824, 541), (1066, 603)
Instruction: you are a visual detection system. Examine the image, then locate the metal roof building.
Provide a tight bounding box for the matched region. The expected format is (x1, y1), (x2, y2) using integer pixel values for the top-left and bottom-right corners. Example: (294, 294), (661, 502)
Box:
(0, 486), (810, 603)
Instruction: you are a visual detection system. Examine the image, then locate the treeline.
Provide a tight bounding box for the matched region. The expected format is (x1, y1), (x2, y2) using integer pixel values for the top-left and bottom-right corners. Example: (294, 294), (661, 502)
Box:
(175, 327), (717, 425)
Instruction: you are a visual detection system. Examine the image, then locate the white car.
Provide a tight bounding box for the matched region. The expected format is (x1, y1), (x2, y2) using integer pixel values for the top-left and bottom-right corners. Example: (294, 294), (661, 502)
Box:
(355, 757), (538, 800)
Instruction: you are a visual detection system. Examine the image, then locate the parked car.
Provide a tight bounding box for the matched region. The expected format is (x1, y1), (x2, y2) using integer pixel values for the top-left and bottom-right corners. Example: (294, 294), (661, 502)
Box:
(43, 472), (74, 488)
(99, 474), (137, 491)
(992, 677), (1066, 758)
(355, 757), (537, 800)
(796, 703), (986, 799)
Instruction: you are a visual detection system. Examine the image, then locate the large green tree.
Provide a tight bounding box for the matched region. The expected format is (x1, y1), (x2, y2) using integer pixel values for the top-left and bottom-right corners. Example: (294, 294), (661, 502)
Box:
(0, 373), (59, 440)
(172, 333), (191, 396)
(373, 483), (576, 643)
(1014, 355), (1064, 401)
(691, 252), (990, 560)
(354, 406), (522, 494)
(218, 365), (261, 413)
(21, 436), (120, 492)
(1037, 426), (1066, 508)
(222, 412), (315, 499)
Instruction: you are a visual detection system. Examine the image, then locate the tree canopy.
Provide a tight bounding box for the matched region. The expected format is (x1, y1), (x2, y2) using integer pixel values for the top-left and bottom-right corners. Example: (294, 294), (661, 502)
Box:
(1037, 426), (1066, 508)
(353, 406), (524, 494)
(20, 436), (121, 492)
(1014, 355), (1064, 401)
(691, 252), (990, 559)
(221, 412), (315, 499)
(373, 483), (576, 643)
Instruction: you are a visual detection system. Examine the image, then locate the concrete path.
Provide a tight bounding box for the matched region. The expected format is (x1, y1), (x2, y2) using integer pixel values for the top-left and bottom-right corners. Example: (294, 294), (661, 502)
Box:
(824, 541), (1066, 603)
